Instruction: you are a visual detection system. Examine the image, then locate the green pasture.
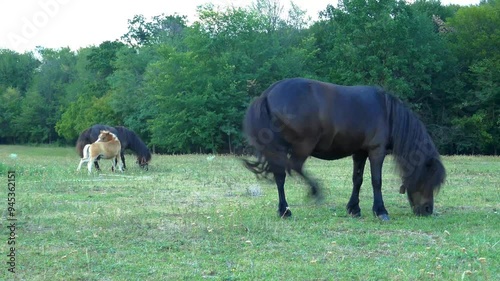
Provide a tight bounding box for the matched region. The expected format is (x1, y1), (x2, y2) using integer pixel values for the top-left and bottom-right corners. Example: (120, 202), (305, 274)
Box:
(0, 145), (498, 280)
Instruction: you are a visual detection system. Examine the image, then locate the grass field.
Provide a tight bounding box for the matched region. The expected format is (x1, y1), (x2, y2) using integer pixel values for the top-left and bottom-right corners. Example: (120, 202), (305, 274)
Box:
(0, 145), (498, 280)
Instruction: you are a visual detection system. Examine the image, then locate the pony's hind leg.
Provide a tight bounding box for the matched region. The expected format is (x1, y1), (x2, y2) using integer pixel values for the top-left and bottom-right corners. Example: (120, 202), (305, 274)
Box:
(266, 144), (296, 217)
(272, 148), (322, 218)
(264, 149), (291, 217)
(273, 169), (291, 218)
(77, 158), (87, 171)
(289, 141), (322, 201)
(87, 157), (95, 174)
(289, 154), (322, 201)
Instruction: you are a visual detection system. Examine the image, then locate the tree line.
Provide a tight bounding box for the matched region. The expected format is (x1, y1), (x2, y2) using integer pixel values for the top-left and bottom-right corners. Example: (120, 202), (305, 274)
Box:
(0, 0), (498, 154)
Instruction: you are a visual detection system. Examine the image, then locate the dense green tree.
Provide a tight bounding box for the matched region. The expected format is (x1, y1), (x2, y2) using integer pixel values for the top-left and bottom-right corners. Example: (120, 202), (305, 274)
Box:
(412, 0), (460, 21)
(85, 41), (126, 94)
(0, 49), (39, 93)
(316, 0), (447, 99)
(0, 87), (22, 143)
(107, 46), (159, 136)
(26, 47), (78, 143)
(144, 44), (243, 153)
(121, 14), (188, 48)
(56, 92), (121, 142)
(12, 89), (49, 143)
(446, 0), (500, 154)
(56, 42), (127, 141)
(144, 4), (314, 153)
(0, 50), (40, 143)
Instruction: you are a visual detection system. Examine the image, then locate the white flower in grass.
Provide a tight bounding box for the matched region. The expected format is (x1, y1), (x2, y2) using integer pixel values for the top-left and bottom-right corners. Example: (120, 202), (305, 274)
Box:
(247, 185), (262, 197)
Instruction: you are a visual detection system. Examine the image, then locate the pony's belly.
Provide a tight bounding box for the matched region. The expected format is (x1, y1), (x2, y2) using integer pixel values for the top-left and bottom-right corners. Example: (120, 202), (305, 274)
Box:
(311, 149), (353, 160)
(311, 135), (363, 160)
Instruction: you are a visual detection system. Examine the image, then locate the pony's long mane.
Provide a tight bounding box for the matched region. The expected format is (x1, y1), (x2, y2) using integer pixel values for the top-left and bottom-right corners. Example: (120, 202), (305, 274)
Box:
(115, 126), (152, 162)
(385, 92), (445, 194)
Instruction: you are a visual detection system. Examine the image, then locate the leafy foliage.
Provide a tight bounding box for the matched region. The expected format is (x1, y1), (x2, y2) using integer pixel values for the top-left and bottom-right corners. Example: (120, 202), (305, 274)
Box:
(445, 0), (500, 154)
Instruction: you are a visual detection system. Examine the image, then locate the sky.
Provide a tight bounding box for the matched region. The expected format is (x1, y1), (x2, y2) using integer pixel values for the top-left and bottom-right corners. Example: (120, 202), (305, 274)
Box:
(0, 0), (481, 53)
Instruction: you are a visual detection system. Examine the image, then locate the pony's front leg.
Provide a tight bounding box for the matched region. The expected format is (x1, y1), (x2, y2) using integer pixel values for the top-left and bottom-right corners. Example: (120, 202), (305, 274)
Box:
(346, 152), (368, 217)
(115, 156), (123, 172)
(120, 151), (126, 170)
(368, 152), (389, 221)
(110, 157), (116, 172)
(273, 171), (291, 218)
(93, 159), (101, 171)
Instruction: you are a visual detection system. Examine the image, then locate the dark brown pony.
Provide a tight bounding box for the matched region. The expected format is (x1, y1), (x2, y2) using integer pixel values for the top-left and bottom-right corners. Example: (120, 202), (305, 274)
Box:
(243, 78), (446, 220)
(76, 125), (151, 170)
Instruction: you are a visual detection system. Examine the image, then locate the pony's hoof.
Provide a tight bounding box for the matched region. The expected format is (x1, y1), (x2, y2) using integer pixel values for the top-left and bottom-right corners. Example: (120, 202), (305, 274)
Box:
(349, 212), (361, 218)
(377, 214), (390, 221)
(346, 205), (361, 217)
(278, 208), (292, 218)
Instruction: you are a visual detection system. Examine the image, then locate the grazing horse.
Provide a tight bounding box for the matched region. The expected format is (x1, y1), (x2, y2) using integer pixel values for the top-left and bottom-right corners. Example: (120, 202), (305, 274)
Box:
(77, 130), (123, 174)
(76, 124), (151, 170)
(243, 78), (446, 220)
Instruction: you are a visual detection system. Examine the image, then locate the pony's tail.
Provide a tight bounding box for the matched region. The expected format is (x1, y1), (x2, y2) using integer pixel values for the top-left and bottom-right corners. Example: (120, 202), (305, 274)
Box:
(82, 144), (91, 159)
(76, 129), (92, 158)
(242, 95), (288, 178)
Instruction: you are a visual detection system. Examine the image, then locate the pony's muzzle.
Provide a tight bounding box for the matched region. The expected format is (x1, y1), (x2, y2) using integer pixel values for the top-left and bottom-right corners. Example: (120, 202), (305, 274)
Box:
(139, 162), (149, 171)
(136, 158), (149, 170)
(413, 202), (433, 216)
(408, 191), (434, 216)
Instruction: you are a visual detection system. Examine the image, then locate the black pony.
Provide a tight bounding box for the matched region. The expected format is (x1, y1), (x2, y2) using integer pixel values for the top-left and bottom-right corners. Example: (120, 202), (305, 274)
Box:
(243, 78), (445, 220)
(76, 124), (152, 170)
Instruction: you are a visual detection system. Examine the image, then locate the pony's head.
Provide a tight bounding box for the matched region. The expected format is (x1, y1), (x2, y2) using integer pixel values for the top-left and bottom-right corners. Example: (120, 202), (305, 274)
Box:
(97, 130), (111, 142)
(115, 126), (151, 170)
(388, 92), (446, 216)
(399, 156), (446, 216)
(136, 153), (151, 170)
(98, 130), (119, 142)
